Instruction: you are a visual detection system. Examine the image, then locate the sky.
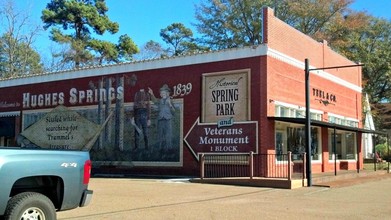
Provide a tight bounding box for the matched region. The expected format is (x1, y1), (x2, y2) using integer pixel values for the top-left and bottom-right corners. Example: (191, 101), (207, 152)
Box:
(21, 0), (201, 57)
(10, 0), (391, 59)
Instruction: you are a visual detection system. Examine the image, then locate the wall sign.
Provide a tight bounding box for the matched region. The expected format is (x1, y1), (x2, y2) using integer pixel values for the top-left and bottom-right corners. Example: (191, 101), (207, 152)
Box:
(184, 118), (258, 160)
(21, 105), (100, 150)
(202, 69), (251, 123)
(312, 88), (337, 105)
(187, 69), (256, 158)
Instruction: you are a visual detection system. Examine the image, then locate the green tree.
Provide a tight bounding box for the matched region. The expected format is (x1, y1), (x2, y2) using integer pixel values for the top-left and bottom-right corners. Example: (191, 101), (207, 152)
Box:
(342, 17), (391, 130)
(375, 143), (390, 160)
(117, 34), (139, 61)
(88, 39), (118, 65)
(0, 0), (43, 78)
(42, 0), (138, 68)
(274, 0), (391, 129)
(88, 34), (138, 65)
(277, 0), (353, 37)
(341, 17), (391, 104)
(312, 10), (391, 129)
(195, 0), (354, 49)
(195, 0), (273, 50)
(160, 23), (205, 56)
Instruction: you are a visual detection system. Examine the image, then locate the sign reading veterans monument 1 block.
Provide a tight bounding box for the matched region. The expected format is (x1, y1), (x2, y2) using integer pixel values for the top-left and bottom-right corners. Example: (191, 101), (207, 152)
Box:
(202, 69), (250, 123)
(184, 118), (258, 158)
(21, 105), (100, 150)
(184, 69), (257, 160)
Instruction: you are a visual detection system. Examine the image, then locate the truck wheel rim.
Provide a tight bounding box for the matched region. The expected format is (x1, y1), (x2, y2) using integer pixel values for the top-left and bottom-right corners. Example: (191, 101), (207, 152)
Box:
(21, 207), (45, 220)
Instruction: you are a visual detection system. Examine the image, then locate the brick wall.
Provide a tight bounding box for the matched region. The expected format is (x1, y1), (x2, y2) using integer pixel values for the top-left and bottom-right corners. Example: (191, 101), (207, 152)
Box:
(263, 7), (362, 124)
(263, 7), (362, 87)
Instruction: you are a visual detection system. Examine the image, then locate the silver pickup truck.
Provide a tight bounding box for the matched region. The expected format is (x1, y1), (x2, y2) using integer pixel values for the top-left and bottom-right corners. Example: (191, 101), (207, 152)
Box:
(0, 147), (93, 220)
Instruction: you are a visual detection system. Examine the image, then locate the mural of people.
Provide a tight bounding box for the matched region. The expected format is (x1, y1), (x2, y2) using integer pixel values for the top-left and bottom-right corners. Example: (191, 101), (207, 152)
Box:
(20, 73), (183, 163)
(132, 88), (151, 149)
(149, 84), (175, 150)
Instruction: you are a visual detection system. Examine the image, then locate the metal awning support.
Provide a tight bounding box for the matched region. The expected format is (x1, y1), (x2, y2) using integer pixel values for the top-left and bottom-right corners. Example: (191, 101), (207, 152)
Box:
(304, 58), (364, 187)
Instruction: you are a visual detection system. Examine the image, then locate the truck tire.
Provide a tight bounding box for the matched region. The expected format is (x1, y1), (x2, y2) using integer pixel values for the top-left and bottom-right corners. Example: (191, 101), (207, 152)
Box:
(4, 192), (56, 220)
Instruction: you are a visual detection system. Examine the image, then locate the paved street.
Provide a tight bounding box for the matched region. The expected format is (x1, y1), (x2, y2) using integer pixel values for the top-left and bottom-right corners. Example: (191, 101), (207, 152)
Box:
(58, 176), (391, 220)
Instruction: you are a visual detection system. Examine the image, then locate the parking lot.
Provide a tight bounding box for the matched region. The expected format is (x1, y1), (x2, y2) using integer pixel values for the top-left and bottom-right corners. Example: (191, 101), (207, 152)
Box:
(58, 176), (391, 220)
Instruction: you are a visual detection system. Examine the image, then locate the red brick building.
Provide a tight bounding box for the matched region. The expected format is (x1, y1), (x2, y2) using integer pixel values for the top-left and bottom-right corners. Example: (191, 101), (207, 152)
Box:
(0, 8), (366, 176)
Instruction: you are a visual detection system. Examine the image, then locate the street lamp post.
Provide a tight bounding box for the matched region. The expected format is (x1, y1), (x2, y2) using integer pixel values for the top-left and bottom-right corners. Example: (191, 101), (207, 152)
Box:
(304, 59), (311, 186)
(304, 58), (363, 187)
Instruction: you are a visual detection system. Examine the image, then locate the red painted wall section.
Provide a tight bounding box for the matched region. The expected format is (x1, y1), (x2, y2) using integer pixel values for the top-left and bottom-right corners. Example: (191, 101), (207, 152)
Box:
(262, 7), (362, 87)
(263, 7), (363, 174)
(258, 56), (275, 154)
(267, 56), (362, 122)
(267, 57), (306, 108)
(0, 56), (265, 176)
(321, 127), (331, 172)
(263, 7), (362, 124)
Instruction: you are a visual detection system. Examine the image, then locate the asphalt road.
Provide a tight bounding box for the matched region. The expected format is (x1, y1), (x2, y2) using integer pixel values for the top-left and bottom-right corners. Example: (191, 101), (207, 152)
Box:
(57, 176), (391, 220)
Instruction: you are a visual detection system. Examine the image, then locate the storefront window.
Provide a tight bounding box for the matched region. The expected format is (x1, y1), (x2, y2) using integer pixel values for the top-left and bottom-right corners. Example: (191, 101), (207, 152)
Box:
(328, 130), (356, 160)
(345, 133), (356, 159)
(296, 110), (305, 118)
(275, 122), (321, 161)
(280, 106), (288, 117)
(328, 115), (359, 128)
(311, 112), (322, 121)
(275, 104), (321, 120)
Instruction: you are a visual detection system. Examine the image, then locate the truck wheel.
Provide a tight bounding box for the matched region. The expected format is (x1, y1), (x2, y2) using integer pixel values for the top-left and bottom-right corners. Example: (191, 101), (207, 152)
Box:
(4, 192), (56, 220)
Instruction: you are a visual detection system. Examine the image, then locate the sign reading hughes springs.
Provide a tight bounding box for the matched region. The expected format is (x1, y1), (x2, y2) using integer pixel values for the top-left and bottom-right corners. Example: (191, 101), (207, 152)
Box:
(22, 86), (124, 109)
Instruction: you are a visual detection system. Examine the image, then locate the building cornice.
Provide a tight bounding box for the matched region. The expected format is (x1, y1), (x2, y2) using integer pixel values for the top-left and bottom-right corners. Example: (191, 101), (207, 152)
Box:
(0, 45), (361, 93)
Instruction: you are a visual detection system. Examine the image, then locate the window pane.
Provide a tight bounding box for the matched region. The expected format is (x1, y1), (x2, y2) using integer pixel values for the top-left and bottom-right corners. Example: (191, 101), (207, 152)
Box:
(275, 123), (321, 161)
(345, 132), (356, 159)
(311, 127), (319, 160)
(328, 130), (356, 160)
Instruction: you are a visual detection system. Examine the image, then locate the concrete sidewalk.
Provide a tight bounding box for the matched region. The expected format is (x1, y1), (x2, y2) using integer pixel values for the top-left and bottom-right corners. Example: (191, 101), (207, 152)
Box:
(57, 173), (391, 220)
(191, 170), (391, 189)
(313, 170), (391, 188)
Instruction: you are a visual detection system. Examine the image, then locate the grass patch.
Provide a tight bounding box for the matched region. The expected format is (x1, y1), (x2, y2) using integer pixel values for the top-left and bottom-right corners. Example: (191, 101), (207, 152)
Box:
(363, 162), (390, 171)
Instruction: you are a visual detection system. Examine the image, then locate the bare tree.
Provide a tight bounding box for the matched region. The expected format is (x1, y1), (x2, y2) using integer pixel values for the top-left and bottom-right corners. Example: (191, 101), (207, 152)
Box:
(134, 40), (167, 60)
(0, 0), (43, 77)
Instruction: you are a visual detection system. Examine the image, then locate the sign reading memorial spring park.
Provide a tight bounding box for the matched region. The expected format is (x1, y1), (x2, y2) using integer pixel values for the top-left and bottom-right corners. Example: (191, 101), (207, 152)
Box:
(185, 69), (257, 159)
(21, 105), (100, 150)
(202, 69), (250, 122)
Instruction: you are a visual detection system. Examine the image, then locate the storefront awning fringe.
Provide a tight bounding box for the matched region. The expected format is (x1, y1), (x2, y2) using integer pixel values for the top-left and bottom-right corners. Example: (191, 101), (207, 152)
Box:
(0, 111), (20, 117)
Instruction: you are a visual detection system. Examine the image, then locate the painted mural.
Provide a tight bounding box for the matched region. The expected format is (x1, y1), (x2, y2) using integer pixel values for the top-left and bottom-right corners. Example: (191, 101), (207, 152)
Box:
(20, 75), (184, 167)
(11, 68), (255, 166)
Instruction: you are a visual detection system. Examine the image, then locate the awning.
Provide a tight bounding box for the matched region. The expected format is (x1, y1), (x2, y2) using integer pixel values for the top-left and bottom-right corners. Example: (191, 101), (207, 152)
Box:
(0, 111), (20, 117)
(270, 117), (386, 135)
